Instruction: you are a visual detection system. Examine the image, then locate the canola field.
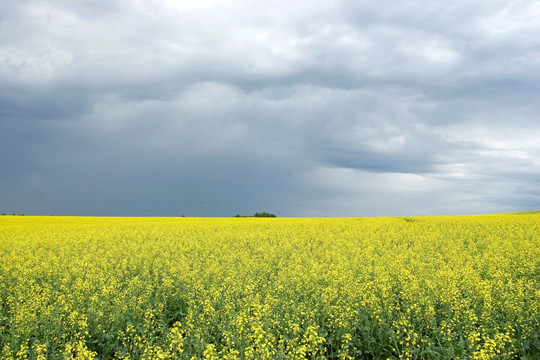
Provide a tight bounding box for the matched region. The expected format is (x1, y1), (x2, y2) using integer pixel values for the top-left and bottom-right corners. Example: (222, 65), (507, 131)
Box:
(0, 215), (539, 360)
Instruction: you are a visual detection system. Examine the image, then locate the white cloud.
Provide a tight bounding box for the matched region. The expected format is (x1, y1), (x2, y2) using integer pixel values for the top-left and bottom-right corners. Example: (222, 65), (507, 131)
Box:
(478, 1), (540, 36)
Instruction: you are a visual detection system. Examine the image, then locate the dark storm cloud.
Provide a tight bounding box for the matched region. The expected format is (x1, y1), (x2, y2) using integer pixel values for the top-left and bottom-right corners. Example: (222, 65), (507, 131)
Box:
(1, 0), (539, 216)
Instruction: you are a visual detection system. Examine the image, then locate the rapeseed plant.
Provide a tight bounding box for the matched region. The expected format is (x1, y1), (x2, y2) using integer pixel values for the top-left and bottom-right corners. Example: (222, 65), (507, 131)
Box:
(0, 215), (538, 359)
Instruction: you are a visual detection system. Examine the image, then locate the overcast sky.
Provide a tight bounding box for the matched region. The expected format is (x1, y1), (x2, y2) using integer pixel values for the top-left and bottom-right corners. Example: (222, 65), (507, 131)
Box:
(1, 0), (539, 217)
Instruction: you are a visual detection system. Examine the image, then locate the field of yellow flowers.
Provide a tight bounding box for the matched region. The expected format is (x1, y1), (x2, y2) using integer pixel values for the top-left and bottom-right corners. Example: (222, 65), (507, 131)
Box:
(1, 215), (539, 359)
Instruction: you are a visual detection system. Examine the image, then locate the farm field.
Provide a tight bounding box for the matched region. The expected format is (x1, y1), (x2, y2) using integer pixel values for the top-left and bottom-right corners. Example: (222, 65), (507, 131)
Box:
(0, 215), (539, 360)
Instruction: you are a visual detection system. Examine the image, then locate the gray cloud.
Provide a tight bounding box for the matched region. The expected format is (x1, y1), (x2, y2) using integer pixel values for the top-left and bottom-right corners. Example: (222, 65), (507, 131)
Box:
(1, 0), (539, 216)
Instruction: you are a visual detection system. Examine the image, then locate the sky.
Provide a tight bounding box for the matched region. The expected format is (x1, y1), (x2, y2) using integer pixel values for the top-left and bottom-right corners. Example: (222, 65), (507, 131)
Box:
(1, 0), (539, 217)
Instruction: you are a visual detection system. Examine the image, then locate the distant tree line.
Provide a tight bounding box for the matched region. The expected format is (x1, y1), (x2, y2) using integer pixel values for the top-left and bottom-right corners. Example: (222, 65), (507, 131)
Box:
(254, 212), (276, 217)
(234, 212), (276, 218)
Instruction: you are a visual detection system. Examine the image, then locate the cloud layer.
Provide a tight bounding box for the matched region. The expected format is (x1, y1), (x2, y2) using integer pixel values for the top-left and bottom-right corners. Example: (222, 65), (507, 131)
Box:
(1, 0), (539, 216)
